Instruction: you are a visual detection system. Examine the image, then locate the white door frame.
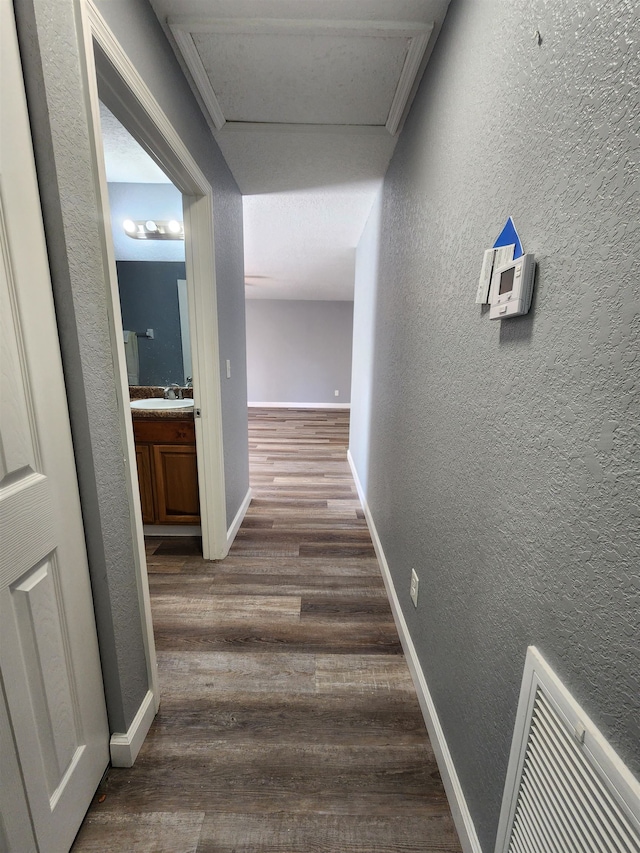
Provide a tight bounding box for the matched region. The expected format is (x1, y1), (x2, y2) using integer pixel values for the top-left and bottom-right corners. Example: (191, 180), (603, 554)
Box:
(75, 0), (230, 706)
(81, 0), (228, 558)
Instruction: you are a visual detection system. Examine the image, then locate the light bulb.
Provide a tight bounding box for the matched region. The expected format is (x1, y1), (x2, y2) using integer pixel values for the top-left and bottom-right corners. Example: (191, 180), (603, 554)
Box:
(145, 220), (158, 233)
(123, 219), (136, 234)
(168, 220), (182, 234)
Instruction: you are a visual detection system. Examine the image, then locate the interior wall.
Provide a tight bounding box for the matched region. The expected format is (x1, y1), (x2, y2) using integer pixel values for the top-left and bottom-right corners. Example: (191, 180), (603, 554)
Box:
(349, 1), (640, 849)
(246, 299), (354, 405)
(15, 0), (249, 731)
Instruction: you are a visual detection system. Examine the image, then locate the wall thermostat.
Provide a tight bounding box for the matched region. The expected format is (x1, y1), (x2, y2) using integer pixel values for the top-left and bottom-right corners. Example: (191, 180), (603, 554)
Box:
(489, 253), (536, 319)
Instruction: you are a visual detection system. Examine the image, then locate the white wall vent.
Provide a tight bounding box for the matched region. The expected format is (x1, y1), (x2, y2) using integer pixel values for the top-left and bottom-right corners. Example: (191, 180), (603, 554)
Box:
(495, 647), (640, 853)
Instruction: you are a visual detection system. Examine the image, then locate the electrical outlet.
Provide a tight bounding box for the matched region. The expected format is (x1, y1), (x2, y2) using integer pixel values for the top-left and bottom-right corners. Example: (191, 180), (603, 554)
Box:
(410, 569), (419, 607)
(334, 389), (340, 397)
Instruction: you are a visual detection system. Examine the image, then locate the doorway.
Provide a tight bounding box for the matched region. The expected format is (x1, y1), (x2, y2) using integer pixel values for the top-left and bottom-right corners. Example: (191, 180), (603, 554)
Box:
(83, 8), (229, 565)
(98, 101), (202, 535)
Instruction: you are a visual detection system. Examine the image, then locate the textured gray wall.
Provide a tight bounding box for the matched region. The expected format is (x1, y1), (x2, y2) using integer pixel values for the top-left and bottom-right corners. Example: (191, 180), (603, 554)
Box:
(349, 1), (640, 849)
(246, 300), (354, 404)
(210, 165), (250, 524)
(15, 0), (248, 730)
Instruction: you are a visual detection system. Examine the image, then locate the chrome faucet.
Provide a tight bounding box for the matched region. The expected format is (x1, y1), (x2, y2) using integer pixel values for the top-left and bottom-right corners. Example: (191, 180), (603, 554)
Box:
(163, 384), (183, 400)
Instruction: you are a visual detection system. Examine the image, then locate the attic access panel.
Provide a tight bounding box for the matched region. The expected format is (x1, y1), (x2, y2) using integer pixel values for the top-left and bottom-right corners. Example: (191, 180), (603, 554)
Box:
(168, 18), (433, 134)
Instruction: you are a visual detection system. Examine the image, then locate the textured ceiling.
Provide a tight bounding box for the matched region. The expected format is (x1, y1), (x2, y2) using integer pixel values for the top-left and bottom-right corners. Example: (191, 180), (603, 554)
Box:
(100, 103), (170, 184)
(111, 0), (452, 299)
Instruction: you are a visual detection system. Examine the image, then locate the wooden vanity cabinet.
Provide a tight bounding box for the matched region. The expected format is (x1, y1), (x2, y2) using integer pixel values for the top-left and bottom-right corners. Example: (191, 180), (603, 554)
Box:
(133, 417), (200, 524)
(135, 444), (155, 523)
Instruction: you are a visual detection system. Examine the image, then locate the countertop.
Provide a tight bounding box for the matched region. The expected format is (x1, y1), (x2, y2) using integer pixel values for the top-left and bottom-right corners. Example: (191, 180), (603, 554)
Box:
(129, 386), (195, 420)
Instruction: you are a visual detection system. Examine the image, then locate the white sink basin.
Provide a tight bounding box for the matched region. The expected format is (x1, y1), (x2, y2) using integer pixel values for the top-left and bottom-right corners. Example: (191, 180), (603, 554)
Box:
(130, 398), (194, 411)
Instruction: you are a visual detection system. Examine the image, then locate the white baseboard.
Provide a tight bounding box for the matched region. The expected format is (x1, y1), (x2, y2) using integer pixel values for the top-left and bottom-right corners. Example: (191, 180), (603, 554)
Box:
(347, 450), (483, 853)
(227, 487), (252, 550)
(248, 401), (351, 409)
(143, 524), (201, 537)
(109, 689), (157, 768)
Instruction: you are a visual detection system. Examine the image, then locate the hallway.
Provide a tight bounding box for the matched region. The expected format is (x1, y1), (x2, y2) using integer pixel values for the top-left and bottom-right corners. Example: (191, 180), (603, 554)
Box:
(72, 408), (461, 852)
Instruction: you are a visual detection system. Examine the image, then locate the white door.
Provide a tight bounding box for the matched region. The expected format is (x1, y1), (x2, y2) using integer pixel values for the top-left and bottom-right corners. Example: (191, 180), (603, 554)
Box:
(0, 1), (110, 851)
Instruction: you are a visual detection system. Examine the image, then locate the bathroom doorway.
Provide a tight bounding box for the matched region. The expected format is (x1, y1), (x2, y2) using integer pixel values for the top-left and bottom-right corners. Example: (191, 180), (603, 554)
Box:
(99, 101), (202, 535)
(84, 12), (229, 568)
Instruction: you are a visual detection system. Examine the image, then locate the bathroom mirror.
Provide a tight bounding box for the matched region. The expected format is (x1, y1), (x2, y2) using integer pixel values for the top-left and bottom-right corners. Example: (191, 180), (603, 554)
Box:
(118, 260), (191, 387)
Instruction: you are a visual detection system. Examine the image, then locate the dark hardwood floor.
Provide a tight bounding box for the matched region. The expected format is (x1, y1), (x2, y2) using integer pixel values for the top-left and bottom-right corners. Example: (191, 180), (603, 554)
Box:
(72, 408), (462, 852)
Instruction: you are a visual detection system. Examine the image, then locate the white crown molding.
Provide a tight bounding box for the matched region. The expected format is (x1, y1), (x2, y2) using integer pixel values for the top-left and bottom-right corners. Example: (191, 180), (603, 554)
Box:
(167, 17), (434, 137)
(168, 18), (433, 38)
(169, 25), (226, 130)
(386, 25), (433, 135)
(218, 122), (391, 136)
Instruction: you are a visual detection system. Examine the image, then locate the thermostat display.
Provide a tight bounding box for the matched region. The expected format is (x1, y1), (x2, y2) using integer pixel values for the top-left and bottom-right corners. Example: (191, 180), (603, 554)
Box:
(489, 253), (536, 319)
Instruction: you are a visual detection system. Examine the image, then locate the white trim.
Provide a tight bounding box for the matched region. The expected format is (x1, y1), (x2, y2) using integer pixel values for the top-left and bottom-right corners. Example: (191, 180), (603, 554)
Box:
(347, 449), (483, 853)
(169, 17), (433, 38)
(385, 26), (433, 135)
(109, 690), (157, 768)
(182, 193), (228, 558)
(219, 122), (390, 137)
(89, 6), (209, 189)
(248, 402), (351, 409)
(144, 524), (201, 537)
(226, 487), (252, 551)
(169, 25), (226, 130)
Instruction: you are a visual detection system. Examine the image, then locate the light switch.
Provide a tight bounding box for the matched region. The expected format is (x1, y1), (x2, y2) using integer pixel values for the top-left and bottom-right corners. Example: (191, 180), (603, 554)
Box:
(226, 359), (231, 378)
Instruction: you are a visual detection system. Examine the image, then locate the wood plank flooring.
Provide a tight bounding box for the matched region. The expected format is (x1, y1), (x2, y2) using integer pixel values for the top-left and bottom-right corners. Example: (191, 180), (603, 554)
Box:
(72, 408), (462, 853)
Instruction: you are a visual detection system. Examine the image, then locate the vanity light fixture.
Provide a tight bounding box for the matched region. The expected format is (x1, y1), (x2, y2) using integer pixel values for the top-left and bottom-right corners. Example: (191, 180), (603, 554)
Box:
(122, 219), (185, 240)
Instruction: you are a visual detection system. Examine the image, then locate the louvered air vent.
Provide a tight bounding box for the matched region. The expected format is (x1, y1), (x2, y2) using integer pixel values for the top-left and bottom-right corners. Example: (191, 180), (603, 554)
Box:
(495, 648), (640, 853)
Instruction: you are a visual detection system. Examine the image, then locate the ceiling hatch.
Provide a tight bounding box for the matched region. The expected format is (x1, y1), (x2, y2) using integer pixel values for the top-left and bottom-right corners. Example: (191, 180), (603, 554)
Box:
(168, 18), (434, 135)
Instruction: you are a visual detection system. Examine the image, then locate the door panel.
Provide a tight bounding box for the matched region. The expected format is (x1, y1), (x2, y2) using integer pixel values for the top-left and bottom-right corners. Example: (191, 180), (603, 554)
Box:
(152, 444), (200, 522)
(0, 0), (110, 850)
(0, 674), (37, 853)
(12, 559), (79, 795)
(136, 444), (156, 523)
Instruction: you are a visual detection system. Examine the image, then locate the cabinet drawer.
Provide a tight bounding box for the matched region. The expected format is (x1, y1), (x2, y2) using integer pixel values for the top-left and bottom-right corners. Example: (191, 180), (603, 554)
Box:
(133, 418), (195, 444)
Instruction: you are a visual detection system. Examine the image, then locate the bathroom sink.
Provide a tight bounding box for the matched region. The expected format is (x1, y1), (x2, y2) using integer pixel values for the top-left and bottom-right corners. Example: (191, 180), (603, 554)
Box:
(130, 398), (194, 410)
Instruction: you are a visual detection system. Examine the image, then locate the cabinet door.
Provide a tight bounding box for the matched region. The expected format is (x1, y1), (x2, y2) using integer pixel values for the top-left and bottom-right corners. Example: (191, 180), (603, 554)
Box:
(135, 444), (155, 523)
(152, 445), (200, 523)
